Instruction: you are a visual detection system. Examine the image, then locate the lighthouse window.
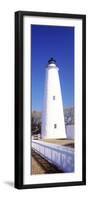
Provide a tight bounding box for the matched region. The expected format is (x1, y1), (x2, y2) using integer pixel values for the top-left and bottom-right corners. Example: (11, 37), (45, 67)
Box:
(53, 96), (55, 100)
(54, 124), (57, 128)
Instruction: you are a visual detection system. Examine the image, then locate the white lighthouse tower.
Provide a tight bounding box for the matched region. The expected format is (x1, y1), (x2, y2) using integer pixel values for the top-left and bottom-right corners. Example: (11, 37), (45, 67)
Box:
(41, 58), (66, 139)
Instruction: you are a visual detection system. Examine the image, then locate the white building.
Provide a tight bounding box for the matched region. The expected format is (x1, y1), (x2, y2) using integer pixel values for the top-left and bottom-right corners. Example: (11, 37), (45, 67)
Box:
(41, 58), (66, 139)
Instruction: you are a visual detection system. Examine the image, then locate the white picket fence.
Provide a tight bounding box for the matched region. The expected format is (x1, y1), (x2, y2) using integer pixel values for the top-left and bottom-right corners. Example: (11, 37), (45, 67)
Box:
(32, 140), (74, 172)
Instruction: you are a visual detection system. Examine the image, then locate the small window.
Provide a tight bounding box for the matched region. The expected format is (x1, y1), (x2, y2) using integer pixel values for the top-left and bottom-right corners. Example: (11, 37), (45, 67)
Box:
(53, 96), (55, 100)
(54, 124), (57, 128)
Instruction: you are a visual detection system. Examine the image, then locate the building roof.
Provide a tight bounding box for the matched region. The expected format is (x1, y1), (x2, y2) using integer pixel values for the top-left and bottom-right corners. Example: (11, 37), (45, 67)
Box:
(48, 57), (56, 65)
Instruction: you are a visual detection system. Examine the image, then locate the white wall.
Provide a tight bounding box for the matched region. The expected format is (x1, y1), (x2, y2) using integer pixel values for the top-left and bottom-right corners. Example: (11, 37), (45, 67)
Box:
(32, 140), (74, 172)
(0, 0), (88, 199)
(66, 125), (74, 139)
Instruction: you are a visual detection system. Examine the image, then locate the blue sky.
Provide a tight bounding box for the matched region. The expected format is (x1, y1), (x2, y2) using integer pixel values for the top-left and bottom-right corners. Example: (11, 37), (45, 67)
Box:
(31, 25), (74, 111)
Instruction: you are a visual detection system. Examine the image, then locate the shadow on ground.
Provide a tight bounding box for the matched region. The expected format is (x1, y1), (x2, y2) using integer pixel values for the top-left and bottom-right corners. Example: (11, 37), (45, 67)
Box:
(4, 181), (14, 187)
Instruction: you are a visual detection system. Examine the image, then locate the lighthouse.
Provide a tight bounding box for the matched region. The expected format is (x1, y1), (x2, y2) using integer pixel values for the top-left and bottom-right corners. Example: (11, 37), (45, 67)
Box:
(41, 58), (66, 139)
